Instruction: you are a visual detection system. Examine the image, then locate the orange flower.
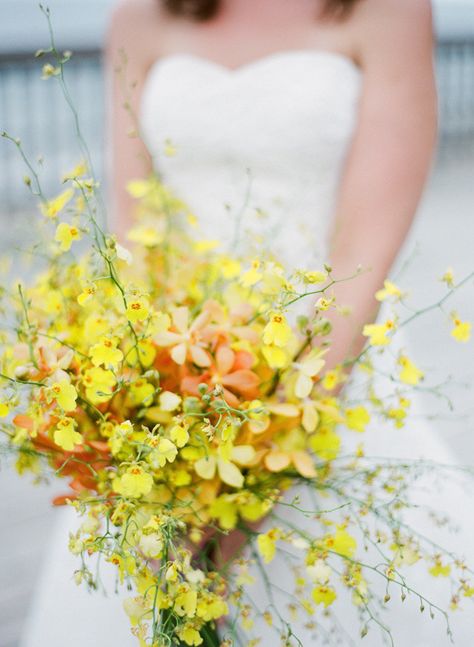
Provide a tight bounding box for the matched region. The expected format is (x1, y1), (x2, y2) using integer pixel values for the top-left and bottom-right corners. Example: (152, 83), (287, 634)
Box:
(181, 345), (260, 407)
(200, 300), (259, 348)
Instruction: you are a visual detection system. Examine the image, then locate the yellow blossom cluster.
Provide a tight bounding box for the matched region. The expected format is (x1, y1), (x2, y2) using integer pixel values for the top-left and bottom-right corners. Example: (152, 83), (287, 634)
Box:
(0, 172), (471, 646)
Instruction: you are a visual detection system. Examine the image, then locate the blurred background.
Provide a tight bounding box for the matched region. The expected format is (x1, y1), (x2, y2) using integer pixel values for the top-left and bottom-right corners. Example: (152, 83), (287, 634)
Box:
(0, 1), (473, 646)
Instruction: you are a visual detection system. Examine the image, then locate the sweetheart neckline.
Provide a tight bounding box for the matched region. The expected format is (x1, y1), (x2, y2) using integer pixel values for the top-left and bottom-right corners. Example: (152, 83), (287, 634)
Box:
(146, 48), (362, 80)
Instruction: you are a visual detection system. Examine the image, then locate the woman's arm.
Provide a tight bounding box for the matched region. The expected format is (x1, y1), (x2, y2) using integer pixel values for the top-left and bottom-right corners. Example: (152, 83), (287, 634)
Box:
(323, 0), (437, 370)
(105, 0), (161, 241)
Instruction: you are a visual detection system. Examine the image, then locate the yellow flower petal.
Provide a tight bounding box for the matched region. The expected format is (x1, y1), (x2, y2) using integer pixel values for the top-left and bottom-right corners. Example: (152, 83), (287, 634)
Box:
(302, 402), (319, 433)
(345, 406), (370, 433)
(451, 317), (471, 343)
(257, 531), (279, 564)
(295, 373), (313, 399)
(53, 417), (82, 451)
(217, 458), (244, 488)
(291, 451), (317, 478)
(264, 451), (291, 472)
(263, 313), (292, 348)
(398, 355), (424, 386)
(194, 456), (217, 480)
(312, 586), (337, 608)
(230, 445), (256, 465)
(262, 344), (289, 369)
(41, 188), (74, 219)
(159, 391), (182, 411)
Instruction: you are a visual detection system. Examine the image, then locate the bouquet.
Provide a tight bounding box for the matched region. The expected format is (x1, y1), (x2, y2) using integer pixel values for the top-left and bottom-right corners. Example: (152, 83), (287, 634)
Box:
(1, 15), (473, 647)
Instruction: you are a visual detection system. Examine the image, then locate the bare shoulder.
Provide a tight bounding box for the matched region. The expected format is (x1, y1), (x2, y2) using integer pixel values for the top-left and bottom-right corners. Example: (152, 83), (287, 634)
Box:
(107, 0), (165, 67)
(349, 0), (434, 66)
(352, 0), (432, 28)
(110, 0), (164, 27)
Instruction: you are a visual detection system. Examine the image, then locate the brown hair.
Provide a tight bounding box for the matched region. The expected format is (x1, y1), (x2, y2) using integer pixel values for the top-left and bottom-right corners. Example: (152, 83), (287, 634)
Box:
(162, 0), (358, 21)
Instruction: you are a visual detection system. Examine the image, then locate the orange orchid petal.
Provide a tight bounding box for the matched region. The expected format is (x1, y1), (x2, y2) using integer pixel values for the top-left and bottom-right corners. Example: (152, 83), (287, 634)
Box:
(53, 493), (78, 506)
(32, 431), (58, 451)
(181, 374), (210, 395)
(221, 369), (260, 394)
(87, 440), (110, 454)
(233, 350), (254, 370)
(216, 345), (235, 375)
(222, 387), (241, 408)
(13, 414), (34, 430)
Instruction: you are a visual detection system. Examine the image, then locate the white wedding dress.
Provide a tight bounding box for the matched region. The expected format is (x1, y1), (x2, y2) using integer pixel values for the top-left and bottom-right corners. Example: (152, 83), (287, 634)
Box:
(21, 50), (474, 646)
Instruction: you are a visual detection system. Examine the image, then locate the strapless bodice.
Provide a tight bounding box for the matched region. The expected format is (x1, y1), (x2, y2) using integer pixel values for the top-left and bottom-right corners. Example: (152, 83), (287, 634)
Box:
(139, 50), (362, 268)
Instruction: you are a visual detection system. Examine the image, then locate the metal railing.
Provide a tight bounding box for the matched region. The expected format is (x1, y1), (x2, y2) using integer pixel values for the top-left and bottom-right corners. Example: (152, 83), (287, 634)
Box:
(0, 51), (104, 215)
(436, 39), (474, 142)
(1, 40), (473, 214)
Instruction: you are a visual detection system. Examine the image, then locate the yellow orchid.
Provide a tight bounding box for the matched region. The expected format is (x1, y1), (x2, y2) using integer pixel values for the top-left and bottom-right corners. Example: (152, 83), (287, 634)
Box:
(440, 267), (455, 288)
(53, 417), (82, 451)
(123, 596), (149, 627)
(324, 527), (357, 558)
(345, 406), (370, 433)
(90, 336), (124, 368)
(126, 296), (150, 323)
(398, 355), (424, 385)
(128, 224), (164, 247)
(429, 560), (451, 578)
(77, 283), (97, 306)
(257, 528), (281, 564)
(240, 259), (262, 287)
(375, 280), (404, 302)
(262, 343), (290, 369)
(147, 437), (178, 468)
(263, 312), (293, 348)
(177, 625), (203, 646)
(113, 464), (154, 498)
(209, 492), (271, 530)
(128, 379), (155, 407)
(194, 445), (256, 489)
(82, 366), (116, 404)
(293, 348), (327, 399)
(451, 314), (471, 343)
(55, 222), (82, 251)
(312, 586), (337, 608)
(363, 319), (396, 346)
(41, 188), (74, 218)
(301, 270), (327, 284)
(46, 380), (78, 412)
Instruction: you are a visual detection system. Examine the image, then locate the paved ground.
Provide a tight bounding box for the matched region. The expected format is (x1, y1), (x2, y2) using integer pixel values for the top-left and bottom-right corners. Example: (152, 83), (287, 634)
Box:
(0, 143), (473, 647)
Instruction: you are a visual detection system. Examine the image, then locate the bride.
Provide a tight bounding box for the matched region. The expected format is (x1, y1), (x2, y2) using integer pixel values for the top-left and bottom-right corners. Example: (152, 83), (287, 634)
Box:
(21, 0), (474, 645)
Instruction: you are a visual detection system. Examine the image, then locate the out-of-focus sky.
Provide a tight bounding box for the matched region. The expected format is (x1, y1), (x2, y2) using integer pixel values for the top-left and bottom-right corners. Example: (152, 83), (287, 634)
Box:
(0, 0), (473, 53)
